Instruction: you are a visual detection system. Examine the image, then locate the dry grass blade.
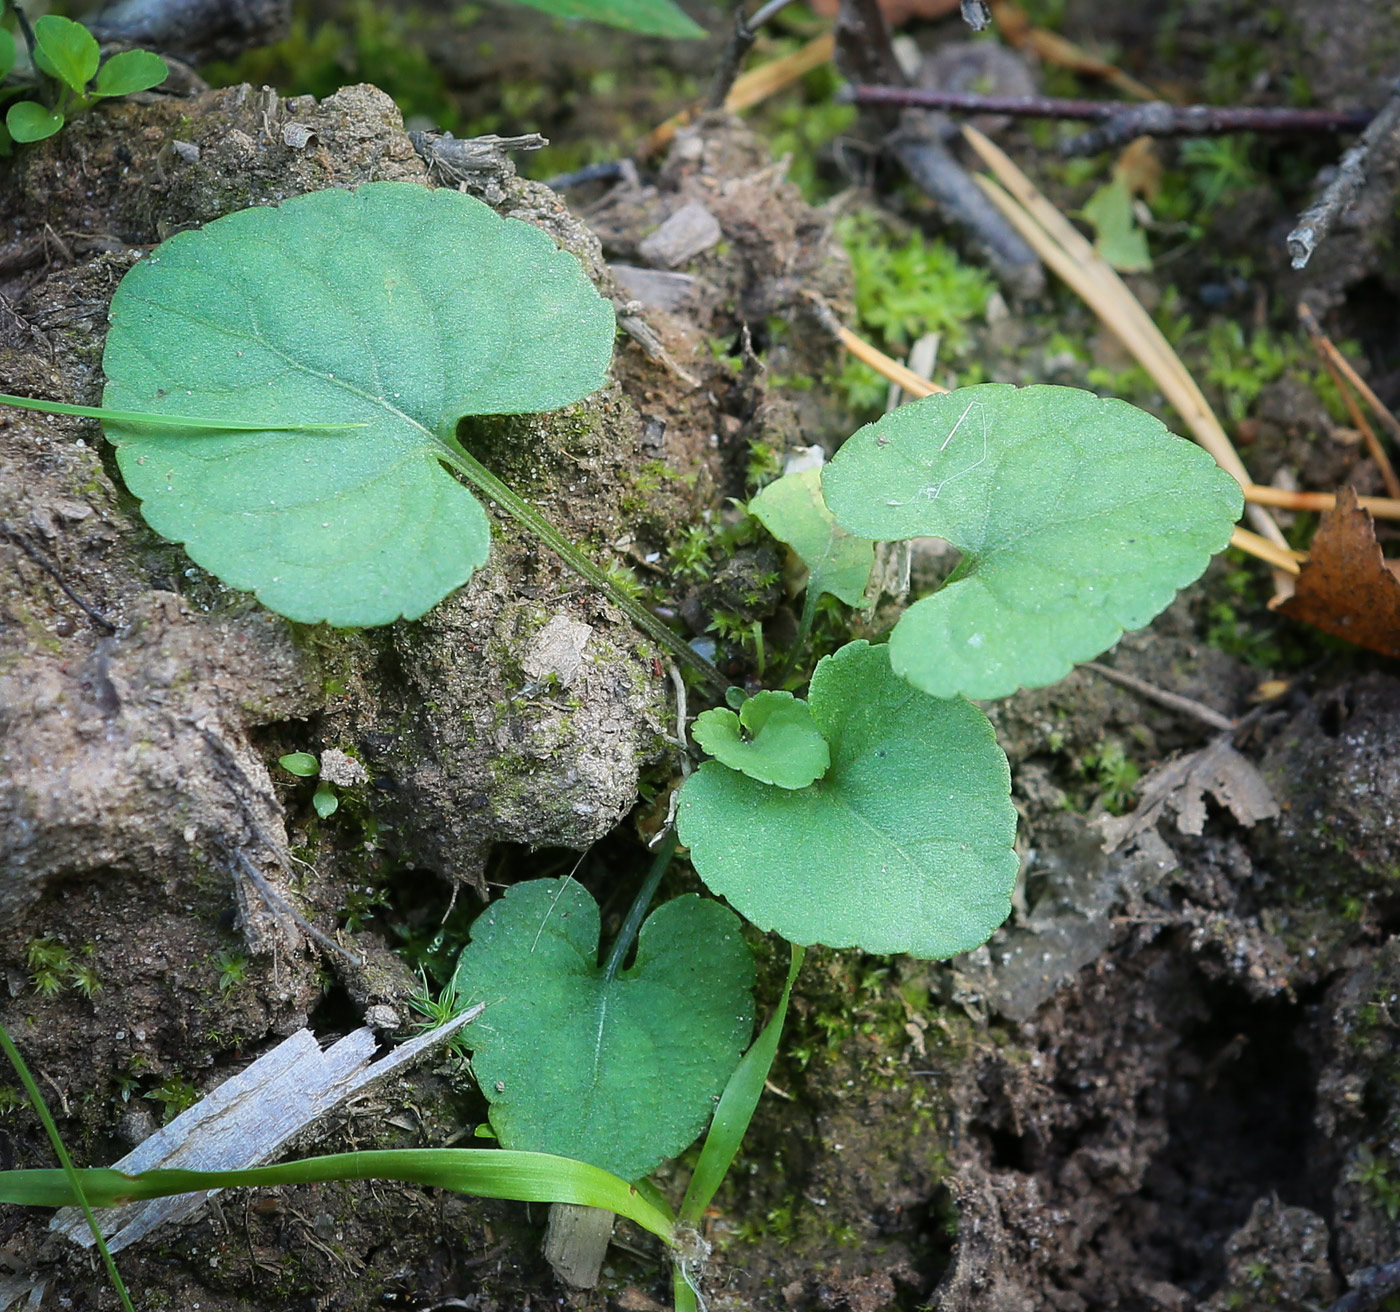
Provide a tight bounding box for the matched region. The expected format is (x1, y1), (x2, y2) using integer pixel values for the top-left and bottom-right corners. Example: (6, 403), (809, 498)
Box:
(1231, 527), (1301, 575)
(960, 125), (1289, 561)
(1245, 485), (1400, 521)
(1297, 302), (1400, 499)
(642, 33), (835, 156)
(802, 292), (948, 398)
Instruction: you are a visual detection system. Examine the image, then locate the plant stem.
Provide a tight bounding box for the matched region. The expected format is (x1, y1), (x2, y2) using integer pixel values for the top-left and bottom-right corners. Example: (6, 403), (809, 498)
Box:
(440, 444), (728, 696)
(603, 830), (678, 982)
(0, 1024), (135, 1312)
(774, 587), (820, 687)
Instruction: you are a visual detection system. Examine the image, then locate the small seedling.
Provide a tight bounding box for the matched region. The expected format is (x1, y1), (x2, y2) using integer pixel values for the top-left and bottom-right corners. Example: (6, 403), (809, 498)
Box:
(277, 752), (320, 778)
(0, 175), (1244, 1310)
(215, 951), (250, 993)
(2, 11), (167, 147)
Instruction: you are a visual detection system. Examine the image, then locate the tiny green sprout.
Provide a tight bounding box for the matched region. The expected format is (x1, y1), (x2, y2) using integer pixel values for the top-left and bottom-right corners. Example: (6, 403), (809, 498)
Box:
(24, 937), (70, 996)
(407, 973), (473, 1059)
(215, 951), (250, 993)
(145, 1075), (200, 1123)
(68, 947), (101, 999)
(3, 14), (168, 147)
(311, 783), (339, 819)
(278, 752), (320, 778)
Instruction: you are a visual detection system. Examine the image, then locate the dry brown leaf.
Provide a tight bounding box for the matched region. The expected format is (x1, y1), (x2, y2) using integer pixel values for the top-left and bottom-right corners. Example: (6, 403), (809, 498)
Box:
(1274, 485), (1400, 657)
(809, 0), (959, 25)
(1100, 739), (1279, 852)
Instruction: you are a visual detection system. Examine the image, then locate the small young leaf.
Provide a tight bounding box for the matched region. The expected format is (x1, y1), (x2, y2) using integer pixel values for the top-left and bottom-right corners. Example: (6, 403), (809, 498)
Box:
(1082, 175), (1151, 273)
(692, 690), (830, 790)
(677, 640), (1018, 959)
(502, 0), (705, 38)
(101, 182), (616, 627)
(6, 101), (65, 143)
(312, 783), (338, 818)
(822, 385), (1243, 700)
(33, 15), (100, 94)
(277, 752), (320, 777)
(749, 467), (874, 608)
(93, 50), (169, 98)
(0, 30), (16, 81)
(450, 880), (754, 1183)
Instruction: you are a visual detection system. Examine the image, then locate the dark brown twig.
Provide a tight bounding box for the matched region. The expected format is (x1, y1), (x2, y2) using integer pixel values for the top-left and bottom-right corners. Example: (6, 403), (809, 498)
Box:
(1, 524), (117, 633)
(1083, 661), (1235, 733)
(835, 0), (1043, 296)
(706, 0), (796, 111)
(87, 0), (290, 64)
(1288, 79), (1400, 269)
(848, 87), (1372, 152)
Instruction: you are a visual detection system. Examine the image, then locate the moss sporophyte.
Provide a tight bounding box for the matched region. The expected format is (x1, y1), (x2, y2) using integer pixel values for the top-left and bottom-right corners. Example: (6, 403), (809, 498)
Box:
(0, 181), (1241, 1311)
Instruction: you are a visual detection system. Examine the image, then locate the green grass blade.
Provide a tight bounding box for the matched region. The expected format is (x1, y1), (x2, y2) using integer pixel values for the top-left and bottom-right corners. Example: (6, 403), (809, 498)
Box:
(0, 1025), (134, 1312)
(0, 1148), (678, 1243)
(0, 392), (367, 431)
(677, 943), (804, 1226)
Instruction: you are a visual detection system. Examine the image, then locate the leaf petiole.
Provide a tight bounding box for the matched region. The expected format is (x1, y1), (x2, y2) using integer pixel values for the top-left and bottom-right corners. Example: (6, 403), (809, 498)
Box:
(0, 392), (368, 431)
(439, 443), (728, 695)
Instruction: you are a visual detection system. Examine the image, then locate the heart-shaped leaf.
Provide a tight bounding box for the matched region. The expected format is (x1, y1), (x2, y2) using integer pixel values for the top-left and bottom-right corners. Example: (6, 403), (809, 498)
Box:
(6, 101), (65, 143)
(822, 385), (1243, 700)
(750, 467), (874, 607)
(692, 690), (830, 789)
(677, 640), (1018, 959)
(449, 879), (754, 1183)
(33, 15), (99, 94)
(93, 49), (169, 97)
(101, 182), (616, 626)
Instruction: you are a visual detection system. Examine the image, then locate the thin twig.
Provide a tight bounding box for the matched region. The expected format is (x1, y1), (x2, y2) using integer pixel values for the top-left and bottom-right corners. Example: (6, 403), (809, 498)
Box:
(706, 0), (797, 110)
(1, 524), (117, 633)
(1084, 661), (1235, 732)
(1310, 345), (1400, 501)
(1299, 302), (1400, 459)
(846, 89), (1371, 149)
(235, 851), (365, 968)
(1288, 79), (1400, 269)
(641, 32), (833, 156)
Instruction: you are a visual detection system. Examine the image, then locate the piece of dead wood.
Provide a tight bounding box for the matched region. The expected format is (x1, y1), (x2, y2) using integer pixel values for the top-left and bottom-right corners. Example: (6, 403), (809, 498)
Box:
(1274, 485), (1400, 658)
(1100, 738), (1280, 853)
(48, 1006), (482, 1255)
(1288, 78), (1400, 270)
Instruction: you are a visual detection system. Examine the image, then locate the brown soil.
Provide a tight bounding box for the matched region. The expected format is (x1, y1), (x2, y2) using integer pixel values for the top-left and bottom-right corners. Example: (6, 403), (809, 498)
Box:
(2, 3), (1400, 1311)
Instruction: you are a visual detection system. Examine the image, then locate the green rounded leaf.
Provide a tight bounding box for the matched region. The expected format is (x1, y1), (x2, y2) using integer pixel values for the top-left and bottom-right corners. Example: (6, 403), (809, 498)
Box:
(750, 467), (874, 607)
(311, 783), (338, 818)
(0, 30), (16, 82)
(822, 385), (1243, 700)
(33, 15), (99, 93)
(450, 880), (754, 1183)
(6, 100), (64, 143)
(277, 751), (320, 777)
(692, 690), (829, 789)
(93, 49), (169, 97)
(503, 0), (705, 38)
(101, 183), (616, 626)
(677, 641), (1018, 959)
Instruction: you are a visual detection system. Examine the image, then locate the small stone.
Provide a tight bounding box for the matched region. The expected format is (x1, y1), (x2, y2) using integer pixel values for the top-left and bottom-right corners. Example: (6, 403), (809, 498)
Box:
(318, 747), (368, 788)
(637, 202), (722, 269)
